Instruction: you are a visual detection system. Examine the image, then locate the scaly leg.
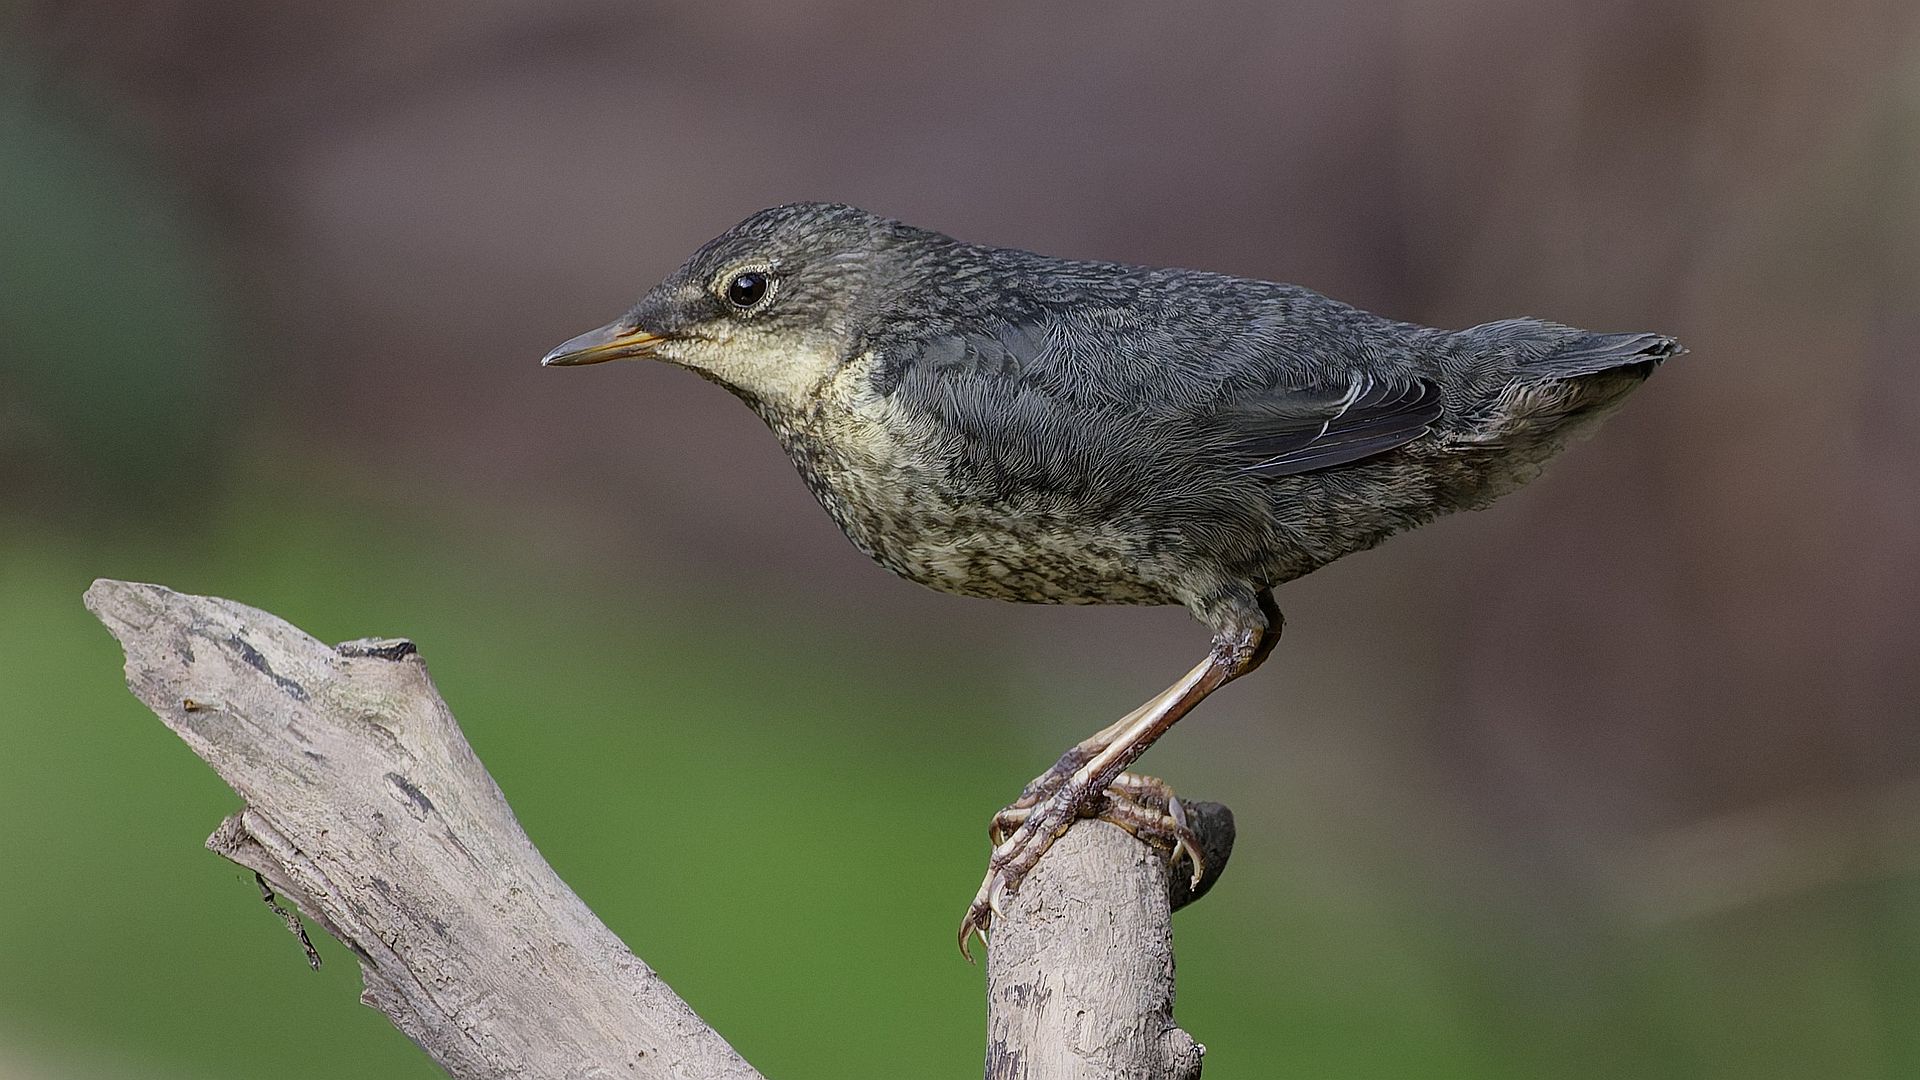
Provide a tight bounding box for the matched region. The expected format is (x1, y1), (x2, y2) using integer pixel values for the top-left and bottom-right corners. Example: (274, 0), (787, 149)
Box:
(985, 702), (1158, 838)
(958, 591), (1280, 958)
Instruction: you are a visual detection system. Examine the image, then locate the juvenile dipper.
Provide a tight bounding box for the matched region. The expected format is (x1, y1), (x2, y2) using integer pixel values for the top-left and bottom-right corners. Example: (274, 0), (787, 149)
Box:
(543, 202), (1680, 955)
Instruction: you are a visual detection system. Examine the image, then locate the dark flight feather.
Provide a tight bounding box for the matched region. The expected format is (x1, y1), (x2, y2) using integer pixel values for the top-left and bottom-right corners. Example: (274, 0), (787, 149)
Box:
(1214, 374), (1445, 478)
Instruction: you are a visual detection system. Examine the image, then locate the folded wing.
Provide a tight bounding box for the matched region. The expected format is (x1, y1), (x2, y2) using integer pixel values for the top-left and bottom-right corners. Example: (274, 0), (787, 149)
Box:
(1212, 374), (1443, 478)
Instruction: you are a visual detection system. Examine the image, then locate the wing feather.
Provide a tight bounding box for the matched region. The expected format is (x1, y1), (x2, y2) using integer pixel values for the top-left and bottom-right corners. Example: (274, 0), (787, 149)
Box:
(1219, 373), (1443, 478)
(888, 321), (1443, 484)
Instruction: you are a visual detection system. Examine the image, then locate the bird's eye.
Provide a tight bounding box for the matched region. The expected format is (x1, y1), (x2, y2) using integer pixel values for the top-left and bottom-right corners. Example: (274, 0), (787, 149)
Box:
(725, 271), (769, 309)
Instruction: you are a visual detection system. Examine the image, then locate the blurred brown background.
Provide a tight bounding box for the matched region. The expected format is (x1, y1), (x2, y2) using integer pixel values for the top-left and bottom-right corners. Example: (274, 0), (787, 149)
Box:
(3, 2), (1917, 1078)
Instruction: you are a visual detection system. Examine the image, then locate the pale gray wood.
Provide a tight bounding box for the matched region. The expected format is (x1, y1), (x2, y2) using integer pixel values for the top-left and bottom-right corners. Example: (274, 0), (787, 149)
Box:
(984, 822), (1206, 1080)
(85, 578), (1229, 1080)
(85, 579), (764, 1080)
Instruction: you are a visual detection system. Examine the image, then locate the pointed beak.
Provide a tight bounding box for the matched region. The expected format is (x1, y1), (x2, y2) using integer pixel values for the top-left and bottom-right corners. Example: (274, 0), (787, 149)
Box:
(541, 320), (671, 367)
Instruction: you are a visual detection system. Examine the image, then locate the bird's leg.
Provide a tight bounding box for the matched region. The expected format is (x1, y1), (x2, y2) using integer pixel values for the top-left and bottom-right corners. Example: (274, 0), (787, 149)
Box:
(986, 702), (1157, 843)
(959, 591), (1280, 958)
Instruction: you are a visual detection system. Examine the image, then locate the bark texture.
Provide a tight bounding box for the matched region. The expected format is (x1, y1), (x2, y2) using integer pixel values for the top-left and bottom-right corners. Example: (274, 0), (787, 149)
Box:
(984, 822), (1208, 1080)
(85, 579), (763, 1080)
(84, 579), (1232, 1080)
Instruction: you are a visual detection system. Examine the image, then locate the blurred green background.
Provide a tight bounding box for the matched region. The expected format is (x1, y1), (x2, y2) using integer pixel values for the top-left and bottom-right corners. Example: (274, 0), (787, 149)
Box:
(4, 3), (1918, 1077)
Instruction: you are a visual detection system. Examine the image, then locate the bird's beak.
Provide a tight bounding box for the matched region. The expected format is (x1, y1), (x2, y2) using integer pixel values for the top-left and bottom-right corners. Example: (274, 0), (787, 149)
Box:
(541, 320), (670, 367)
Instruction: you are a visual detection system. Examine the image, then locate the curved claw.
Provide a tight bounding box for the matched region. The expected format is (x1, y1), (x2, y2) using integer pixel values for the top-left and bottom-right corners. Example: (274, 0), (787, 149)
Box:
(1167, 790), (1189, 830)
(958, 826), (1047, 959)
(958, 902), (992, 962)
(958, 856), (1007, 961)
(1166, 796), (1207, 888)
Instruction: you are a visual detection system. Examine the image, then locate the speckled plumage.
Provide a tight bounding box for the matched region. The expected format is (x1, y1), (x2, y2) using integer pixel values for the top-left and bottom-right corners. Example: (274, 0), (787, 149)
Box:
(568, 202), (1676, 637)
(544, 202), (1681, 950)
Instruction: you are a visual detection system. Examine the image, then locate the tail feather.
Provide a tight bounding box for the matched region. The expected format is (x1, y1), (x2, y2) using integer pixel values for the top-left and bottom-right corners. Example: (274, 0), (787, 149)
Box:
(1449, 322), (1681, 450)
(1435, 319), (1681, 508)
(1456, 318), (1685, 380)
(1529, 330), (1685, 379)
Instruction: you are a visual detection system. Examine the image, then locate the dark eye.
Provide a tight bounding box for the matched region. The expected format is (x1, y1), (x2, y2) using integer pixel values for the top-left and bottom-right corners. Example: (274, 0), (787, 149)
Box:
(725, 271), (769, 308)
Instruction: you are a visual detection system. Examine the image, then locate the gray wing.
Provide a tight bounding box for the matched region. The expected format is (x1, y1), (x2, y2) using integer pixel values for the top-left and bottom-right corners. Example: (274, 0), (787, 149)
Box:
(1209, 373), (1443, 478)
(882, 318), (1441, 483)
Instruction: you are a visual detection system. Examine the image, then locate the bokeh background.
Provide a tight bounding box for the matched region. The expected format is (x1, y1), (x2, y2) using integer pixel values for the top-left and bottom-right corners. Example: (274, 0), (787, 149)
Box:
(4, 2), (1918, 1077)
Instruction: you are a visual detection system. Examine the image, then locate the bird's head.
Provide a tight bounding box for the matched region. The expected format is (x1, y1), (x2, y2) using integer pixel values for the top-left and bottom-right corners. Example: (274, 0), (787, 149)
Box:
(542, 202), (915, 411)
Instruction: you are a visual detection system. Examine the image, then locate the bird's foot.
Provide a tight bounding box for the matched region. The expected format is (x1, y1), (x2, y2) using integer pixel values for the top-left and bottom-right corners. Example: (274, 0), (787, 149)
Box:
(990, 772), (1206, 877)
(1104, 774), (1209, 882)
(960, 771), (1203, 960)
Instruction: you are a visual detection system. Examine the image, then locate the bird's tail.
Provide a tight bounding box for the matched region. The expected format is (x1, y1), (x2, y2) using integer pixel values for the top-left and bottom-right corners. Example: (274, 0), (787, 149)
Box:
(1526, 328), (1686, 379)
(1444, 320), (1682, 482)
(1460, 318), (1685, 380)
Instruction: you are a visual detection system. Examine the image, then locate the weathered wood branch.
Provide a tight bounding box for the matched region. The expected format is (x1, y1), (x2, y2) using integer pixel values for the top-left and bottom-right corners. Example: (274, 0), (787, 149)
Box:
(985, 801), (1232, 1080)
(85, 579), (764, 1079)
(84, 579), (1231, 1079)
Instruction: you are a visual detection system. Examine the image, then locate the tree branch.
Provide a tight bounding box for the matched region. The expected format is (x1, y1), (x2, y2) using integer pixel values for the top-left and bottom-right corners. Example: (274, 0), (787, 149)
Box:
(985, 799), (1232, 1080)
(84, 579), (1231, 1079)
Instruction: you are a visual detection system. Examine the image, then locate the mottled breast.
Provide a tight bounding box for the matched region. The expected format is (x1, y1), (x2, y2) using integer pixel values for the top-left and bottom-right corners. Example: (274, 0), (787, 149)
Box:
(768, 383), (1177, 606)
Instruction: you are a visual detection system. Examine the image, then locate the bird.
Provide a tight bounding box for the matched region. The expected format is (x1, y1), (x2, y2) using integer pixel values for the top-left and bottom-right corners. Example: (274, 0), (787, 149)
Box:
(542, 202), (1680, 957)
